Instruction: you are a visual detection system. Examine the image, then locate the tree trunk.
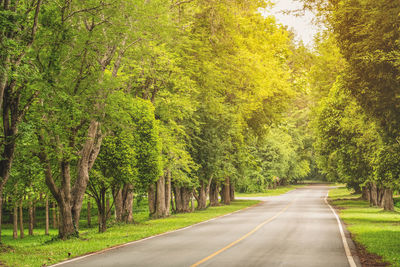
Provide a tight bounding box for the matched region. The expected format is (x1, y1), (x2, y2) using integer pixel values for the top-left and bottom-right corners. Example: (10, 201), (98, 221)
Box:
(182, 188), (192, 212)
(361, 184), (370, 201)
(209, 181), (219, 207)
(148, 184), (156, 216)
(219, 184), (225, 203)
(377, 187), (384, 207)
(381, 188), (394, 211)
(33, 200), (36, 227)
(56, 161), (77, 239)
(114, 188), (123, 222)
(112, 184), (134, 223)
(99, 211), (107, 233)
(106, 197), (110, 219)
(7, 196), (13, 224)
(165, 170), (171, 216)
(170, 186), (176, 213)
(0, 193), (3, 243)
(52, 202), (57, 229)
(13, 203), (18, 239)
(195, 179), (211, 210)
(370, 183), (378, 206)
(155, 175), (166, 218)
(71, 121), (102, 231)
(121, 183), (133, 223)
(97, 189), (107, 233)
(19, 200), (24, 239)
(197, 184), (207, 210)
(230, 182), (235, 201)
(174, 185), (183, 213)
(175, 187), (192, 213)
(38, 144), (77, 239)
(58, 201), (75, 239)
(87, 199), (91, 227)
(28, 200), (33, 235)
(223, 177), (231, 205)
(149, 172), (170, 219)
(366, 185), (371, 203)
(57, 207), (60, 228)
(45, 197), (49, 235)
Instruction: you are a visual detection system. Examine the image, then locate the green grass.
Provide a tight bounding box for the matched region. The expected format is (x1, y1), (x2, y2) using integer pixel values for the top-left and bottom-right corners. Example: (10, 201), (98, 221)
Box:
(329, 187), (400, 266)
(0, 199), (259, 267)
(236, 184), (306, 197)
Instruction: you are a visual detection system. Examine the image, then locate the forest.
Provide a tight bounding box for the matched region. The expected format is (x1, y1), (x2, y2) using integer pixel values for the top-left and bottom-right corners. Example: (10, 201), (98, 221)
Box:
(0, 0), (399, 262)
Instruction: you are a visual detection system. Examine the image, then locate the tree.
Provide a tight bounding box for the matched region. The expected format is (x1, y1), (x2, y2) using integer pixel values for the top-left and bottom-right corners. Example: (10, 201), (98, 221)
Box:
(300, 0), (400, 209)
(312, 78), (396, 210)
(88, 131), (136, 232)
(33, 0), (155, 239)
(0, 0), (44, 243)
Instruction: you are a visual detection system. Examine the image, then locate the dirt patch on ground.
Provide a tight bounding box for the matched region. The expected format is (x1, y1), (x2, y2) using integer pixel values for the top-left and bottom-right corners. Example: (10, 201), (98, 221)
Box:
(350, 234), (390, 267)
(0, 245), (14, 254)
(0, 245), (13, 267)
(327, 200), (347, 210)
(333, 205), (347, 210)
(335, 197), (363, 201)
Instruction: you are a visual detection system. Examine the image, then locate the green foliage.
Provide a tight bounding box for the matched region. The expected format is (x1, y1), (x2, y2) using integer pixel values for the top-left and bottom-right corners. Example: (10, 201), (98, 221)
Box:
(237, 123), (310, 193)
(312, 79), (379, 190)
(330, 0), (400, 139)
(303, 0), (400, 194)
(102, 93), (162, 191)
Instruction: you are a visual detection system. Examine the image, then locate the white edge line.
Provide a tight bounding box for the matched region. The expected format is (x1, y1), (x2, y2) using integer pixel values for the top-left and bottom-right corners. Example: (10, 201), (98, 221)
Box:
(50, 201), (263, 267)
(324, 192), (357, 267)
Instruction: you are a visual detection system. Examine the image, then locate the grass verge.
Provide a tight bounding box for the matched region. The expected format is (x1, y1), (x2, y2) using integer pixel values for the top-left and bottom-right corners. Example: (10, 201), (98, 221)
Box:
(236, 184), (306, 197)
(0, 200), (258, 267)
(329, 187), (400, 266)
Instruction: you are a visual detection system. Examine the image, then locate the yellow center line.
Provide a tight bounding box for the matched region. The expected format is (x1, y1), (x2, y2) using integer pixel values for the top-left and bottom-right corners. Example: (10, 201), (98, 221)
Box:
(190, 200), (294, 267)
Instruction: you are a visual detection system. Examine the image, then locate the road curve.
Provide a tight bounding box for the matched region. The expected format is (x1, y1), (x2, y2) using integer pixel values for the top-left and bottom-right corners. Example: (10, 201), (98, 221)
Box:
(55, 185), (359, 267)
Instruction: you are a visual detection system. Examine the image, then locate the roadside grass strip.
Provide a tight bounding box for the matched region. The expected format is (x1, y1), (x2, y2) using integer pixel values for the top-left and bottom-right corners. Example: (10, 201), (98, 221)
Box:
(329, 187), (400, 266)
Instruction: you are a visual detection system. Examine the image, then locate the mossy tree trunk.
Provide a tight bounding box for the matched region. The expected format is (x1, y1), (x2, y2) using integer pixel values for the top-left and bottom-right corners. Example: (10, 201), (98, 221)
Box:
(13, 203), (18, 239)
(19, 200), (24, 239)
(87, 199), (91, 227)
(381, 188), (394, 211)
(28, 200), (34, 236)
(149, 170), (171, 218)
(45, 197), (49, 235)
(209, 181), (219, 207)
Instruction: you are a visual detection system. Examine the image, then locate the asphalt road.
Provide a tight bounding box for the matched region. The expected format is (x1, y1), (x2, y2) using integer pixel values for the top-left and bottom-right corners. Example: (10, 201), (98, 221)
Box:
(55, 185), (359, 267)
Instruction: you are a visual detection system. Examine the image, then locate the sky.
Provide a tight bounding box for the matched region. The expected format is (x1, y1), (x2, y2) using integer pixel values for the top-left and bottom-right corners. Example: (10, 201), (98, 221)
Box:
(265, 0), (319, 46)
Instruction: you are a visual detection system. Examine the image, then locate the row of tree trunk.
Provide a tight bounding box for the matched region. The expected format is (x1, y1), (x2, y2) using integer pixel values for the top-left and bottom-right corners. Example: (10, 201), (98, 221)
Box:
(209, 177), (235, 206)
(11, 197), (57, 239)
(114, 184), (134, 223)
(362, 183), (394, 211)
(148, 170), (172, 218)
(9, 190), (135, 237)
(86, 182), (135, 233)
(6, 174), (237, 239)
(148, 171), (236, 219)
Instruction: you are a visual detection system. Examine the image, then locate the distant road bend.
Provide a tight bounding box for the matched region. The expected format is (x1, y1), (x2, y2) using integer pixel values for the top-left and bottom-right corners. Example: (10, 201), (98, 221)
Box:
(54, 185), (360, 267)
